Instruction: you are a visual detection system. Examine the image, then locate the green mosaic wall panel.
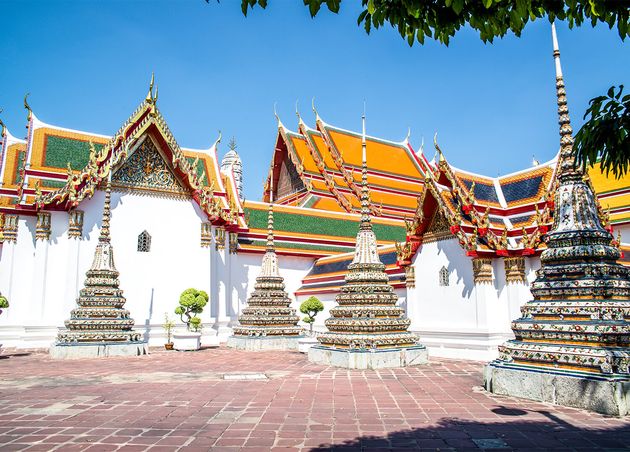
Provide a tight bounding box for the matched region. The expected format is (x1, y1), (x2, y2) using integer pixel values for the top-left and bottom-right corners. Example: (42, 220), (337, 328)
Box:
(44, 136), (104, 170)
(244, 207), (405, 243)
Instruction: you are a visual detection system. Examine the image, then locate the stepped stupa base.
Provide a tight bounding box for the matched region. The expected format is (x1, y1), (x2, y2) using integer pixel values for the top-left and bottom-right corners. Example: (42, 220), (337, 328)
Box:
(309, 344), (428, 369)
(484, 361), (630, 416)
(227, 335), (303, 351)
(49, 341), (148, 359)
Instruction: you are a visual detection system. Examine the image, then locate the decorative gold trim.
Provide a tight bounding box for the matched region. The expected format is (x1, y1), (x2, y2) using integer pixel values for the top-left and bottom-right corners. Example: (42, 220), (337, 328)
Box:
(472, 258), (493, 285)
(201, 223), (212, 248)
(35, 212), (51, 241)
(214, 228), (225, 251)
(405, 266), (415, 289)
(68, 210), (84, 239)
(2, 214), (19, 243)
(504, 256), (526, 284)
(229, 231), (239, 254)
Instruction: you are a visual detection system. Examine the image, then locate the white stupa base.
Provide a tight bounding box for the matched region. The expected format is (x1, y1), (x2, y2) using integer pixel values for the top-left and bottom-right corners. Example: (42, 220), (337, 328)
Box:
(49, 342), (148, 359)
(308, 345), (428, 369)
(226, 335), (303, 351)
(485, 361), (630, 416)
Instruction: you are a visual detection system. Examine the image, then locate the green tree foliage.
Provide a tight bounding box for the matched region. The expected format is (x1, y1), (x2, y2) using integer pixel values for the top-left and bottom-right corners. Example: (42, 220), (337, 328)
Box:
(238, 1), (630, 178)
(240, 1), (629, 45)
(175, 288), (209, 332)
(300, 296), (324, 334)
(574, 86), (629, 179)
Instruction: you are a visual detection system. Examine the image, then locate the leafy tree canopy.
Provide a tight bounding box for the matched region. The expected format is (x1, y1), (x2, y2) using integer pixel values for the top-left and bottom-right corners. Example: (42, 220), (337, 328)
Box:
(300, 296), (324, 324)
(574, 85), (629, 179)
(175, 288), (209, 331)
(240, 1), (629, 46)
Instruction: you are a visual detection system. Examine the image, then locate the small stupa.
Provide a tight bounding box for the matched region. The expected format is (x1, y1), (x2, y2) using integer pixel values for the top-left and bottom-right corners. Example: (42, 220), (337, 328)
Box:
(50, 175), (148, 358)
(308, 112), (427, 369)
(227, 174), (303, 350)
(484, 23), (630, 416)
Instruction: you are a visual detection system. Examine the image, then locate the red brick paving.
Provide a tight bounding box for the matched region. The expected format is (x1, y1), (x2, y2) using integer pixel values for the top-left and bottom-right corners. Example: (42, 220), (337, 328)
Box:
(0, 347), (628, 451)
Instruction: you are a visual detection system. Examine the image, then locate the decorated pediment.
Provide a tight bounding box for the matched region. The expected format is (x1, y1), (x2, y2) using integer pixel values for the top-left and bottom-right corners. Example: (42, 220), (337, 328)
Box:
(423, 210), (452, 243)
(112, 137), (189, 196)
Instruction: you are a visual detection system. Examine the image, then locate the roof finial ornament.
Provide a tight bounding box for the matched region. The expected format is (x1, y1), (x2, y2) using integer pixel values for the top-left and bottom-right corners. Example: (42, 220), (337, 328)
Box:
(146, 72), (155, 103)
(295, 99), (302, 122)
(433, 132), (445, 162)
(228, 136), (237, 151)
(153, 85), (158, 105)
(212, 130), (222, 148)
(312, 97), (319, 119)
(419, 136), (425, 155)
(532, 155), (540, 166)
(404, 127), (411, 144)
(24, 93), (32, 121)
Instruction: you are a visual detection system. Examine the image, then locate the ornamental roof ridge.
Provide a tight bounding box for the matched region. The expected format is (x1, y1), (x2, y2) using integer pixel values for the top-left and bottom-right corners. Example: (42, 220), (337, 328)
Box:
(317, 118), (410, 149)
(497, 157), (557, 181)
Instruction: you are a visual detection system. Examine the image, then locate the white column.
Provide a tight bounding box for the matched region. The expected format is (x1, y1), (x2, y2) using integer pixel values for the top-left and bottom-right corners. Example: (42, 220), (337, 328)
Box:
(228, 233), (240, 325)
(31, 212), (51, 323)
(504, 256), (529, 323)
(63, 211), (84, 320)
(64, 239), (81, 314)
(213, 228), (230, 338)
(32, 240), (49, 323)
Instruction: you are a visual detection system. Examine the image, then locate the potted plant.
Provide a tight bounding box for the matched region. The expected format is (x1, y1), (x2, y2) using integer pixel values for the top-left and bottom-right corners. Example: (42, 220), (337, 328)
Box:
(298, 296), (324, 353)
(163, 313), (175, 350)
(300, 296), (324, 336)
(173, 288), (208, 351)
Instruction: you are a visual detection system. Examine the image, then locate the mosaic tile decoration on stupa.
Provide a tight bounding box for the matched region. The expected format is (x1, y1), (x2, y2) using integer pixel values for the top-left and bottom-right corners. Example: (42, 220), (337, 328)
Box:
(490, 25), (630, 377)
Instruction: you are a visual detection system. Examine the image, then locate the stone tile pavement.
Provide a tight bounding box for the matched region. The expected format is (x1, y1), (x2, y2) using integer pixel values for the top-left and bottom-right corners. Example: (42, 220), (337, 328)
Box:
(0, 347), (629, 451)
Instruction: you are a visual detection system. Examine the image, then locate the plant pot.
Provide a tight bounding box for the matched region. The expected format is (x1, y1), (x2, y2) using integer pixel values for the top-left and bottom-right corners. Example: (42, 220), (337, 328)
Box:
(173, 332), (201, 351)
(298, 336), (319, 353)
(164, 342), (174, 350)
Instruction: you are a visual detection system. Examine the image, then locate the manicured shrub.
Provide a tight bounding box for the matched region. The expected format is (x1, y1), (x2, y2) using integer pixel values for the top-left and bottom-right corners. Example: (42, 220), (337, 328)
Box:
(300, 296), (324, 335)
(175, 288), (208, 332)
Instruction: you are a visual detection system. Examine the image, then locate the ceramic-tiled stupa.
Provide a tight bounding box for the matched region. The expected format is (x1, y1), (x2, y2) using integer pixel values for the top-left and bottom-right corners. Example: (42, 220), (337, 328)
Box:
(50, 176), (148, 358)
(485, 23), (630, 416)
(308, 114), (427, 369)
(227, 189), (303, 350)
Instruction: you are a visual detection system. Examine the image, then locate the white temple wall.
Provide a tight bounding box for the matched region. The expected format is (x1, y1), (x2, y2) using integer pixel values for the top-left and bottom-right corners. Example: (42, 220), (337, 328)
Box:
(409, 238), (532, 361)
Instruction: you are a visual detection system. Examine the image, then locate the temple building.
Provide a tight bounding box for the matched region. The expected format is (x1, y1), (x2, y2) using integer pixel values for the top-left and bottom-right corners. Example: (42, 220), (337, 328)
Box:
(0, 53), (628, 360)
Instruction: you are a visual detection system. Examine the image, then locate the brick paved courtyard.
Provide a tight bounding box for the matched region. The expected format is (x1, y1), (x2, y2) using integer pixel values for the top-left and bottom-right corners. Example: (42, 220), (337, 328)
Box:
(0, 347), (629, 451)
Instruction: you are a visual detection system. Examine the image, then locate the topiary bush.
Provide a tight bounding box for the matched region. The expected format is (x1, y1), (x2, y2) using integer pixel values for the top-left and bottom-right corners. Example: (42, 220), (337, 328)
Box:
(300, 296), (324, 335)
(175, 288), (208, 332)
(0, 294), (8, 316)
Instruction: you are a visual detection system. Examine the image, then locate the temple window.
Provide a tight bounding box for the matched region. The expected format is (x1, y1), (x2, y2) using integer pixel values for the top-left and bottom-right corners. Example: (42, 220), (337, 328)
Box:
(439, 266), (449, 286)
(137, 231), (151, 252)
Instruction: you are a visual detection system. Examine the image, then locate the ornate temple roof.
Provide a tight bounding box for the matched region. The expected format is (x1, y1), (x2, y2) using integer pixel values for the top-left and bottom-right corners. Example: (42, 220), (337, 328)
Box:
(266, 111), (628, 262)
(0, 82), (246, 229)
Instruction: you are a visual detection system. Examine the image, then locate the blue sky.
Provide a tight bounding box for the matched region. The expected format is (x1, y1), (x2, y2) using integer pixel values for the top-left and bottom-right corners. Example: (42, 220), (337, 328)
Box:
(1, 1), (627, 200)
